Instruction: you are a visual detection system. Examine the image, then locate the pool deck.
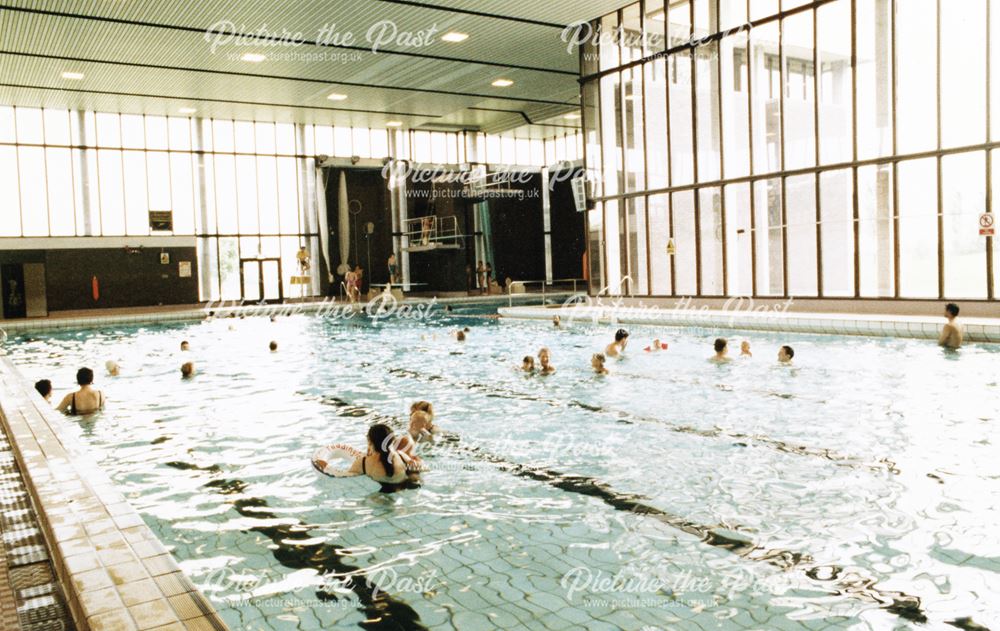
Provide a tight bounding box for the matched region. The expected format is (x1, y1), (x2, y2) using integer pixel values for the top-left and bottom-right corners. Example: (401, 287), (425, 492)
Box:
(0, 357), (229, 630)
(498, 303), (1000, 343)
(0, 292), (567, 336)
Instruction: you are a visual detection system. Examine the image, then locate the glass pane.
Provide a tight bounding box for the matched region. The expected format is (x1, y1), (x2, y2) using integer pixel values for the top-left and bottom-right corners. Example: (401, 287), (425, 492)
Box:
(696, 41), (721, 182)
(600, 73), (623, 195)
(262, 259), (281, 300)
(242, 261), (261, 301)
(0, 106), (15, 143)
(720, 0), (747, 32)
(604, 199), (622, 294)
(648, 193), (672, 294)
(750, 0), (778, 21)
(214, 155), (238, 233)
(693, 0), (715, 37)
(213, 120), (235, 152)
(356, 127), (374, 159)
(335, 127), (353, 157)
(170, 154), (195, 235)
(599, 13), (619, 71)
(668, 1), (691, 45)
(120, 114), (144, 149)
(621, 3), (642, 64)
(754, 178), (783, 295)
(857, 163), (894, 296)
(750, 22), (781, 173)
(897, 158), (938, 298)
(147, 152), (170, 212)
(724, 182), (752, 296)
(15, 108), (43, 144)
(645, 0), (667, 55)
(371, 129), (389, 158)
(623, 65), (645, 192)
(234, 121), (255, 153)
(669, 52), (694, 185)
(895, 0), (937, 154)
(699, 187), (723, 294)
(257, 156), (279, 234)
(644, 60), (668, 189)
(0, 147), (21, 236)
(817, 0), (853, 165)
(96, 113), (120, 147)
(721, 31), (750, 178)
(168, 117), (191, 150)
(43, 109), (70, 145)
(236, 156), (259, 233)
(277, 157), (299, 234)
(782, 10), (815, 170)
(785, 174), (817, 296)
(122, 150), (149, 235)
(315, 125), (334, 156)
(17, 147), (49, 237)
(255, 122), (276, 154)
(220, 238), (240, 300)
(583, 82), (602, 197)
(276, 123), (295, 155)
(146, 116), (168, 150)
(588, 203), (605, 294)
(46, 148), (75, 236)
(672, 190), (697, 295)
(627, 196), (648, 294)
(197, 237), (219, 301)
(941, 0), (986, 148)
(819, 169), (854, 296)
(97, 149), (125, 234)
(856, 0), (893, 160)
(941, 152), (987, 298)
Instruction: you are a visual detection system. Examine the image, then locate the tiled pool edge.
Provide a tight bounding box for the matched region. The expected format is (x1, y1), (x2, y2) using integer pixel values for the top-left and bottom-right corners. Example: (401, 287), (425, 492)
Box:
(0, 357), (229, 631)
(0, 293), (569, 337)
(497, 305), (1000, 343)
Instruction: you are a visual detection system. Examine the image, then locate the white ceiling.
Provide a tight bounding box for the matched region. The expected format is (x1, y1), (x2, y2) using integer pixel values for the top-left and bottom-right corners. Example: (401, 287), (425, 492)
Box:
(0, 0), (628, 138)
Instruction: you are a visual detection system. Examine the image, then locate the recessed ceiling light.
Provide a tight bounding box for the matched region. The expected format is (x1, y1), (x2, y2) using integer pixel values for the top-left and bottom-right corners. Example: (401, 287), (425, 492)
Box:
(491, 79), (513, 87)
(62, 71), (84, 80)
(327, 92), (348, 101)
(441, 32), (469, 43)
(241, 52), (266, 63)
(564, 112), (581, 120)
(179, 107), (197, 114)
(386, 121), (403, 127)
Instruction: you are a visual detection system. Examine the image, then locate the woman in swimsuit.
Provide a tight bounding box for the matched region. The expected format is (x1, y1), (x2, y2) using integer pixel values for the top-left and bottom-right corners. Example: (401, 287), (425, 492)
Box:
(57, 367), (105, 415)
(345, 424), (410, 486)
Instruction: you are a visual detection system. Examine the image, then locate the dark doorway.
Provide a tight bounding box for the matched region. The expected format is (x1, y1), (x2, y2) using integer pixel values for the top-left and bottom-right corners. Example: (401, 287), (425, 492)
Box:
(1, 264), (27, 319)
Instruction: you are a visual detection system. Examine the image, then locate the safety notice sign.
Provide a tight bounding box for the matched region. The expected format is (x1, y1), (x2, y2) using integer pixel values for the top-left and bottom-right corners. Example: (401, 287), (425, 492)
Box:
(981, 213), (995, 236)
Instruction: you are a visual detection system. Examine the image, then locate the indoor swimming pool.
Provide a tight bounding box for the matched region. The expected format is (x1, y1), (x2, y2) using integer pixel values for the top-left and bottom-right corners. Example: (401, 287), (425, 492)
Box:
(3, 307), (999, 631)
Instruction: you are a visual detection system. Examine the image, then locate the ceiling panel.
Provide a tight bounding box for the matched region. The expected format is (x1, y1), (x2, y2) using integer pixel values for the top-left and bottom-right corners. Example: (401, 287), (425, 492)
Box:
(0, 0), (611, 135)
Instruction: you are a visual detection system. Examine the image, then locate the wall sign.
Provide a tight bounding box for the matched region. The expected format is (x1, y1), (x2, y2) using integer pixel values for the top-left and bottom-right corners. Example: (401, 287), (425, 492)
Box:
(980, 213), (995, 236)
(178, 261), (192, 278)
(149, 210), (174, 232)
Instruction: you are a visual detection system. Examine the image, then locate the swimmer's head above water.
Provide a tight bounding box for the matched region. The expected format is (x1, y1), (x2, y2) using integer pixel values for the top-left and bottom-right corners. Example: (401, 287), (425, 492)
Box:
(368, 423), (398, 476)
(180, 362), (195, 378)
(269, 341), (278, 352)
(76, 367), (94, 386)
(180, 340), (190, 351)
(591, 353), (607, 374)
(410, 400), (434, 419)
(522, 356), (535, 371)
(778, 345), (795, 363)
(105, 360), (120, 376)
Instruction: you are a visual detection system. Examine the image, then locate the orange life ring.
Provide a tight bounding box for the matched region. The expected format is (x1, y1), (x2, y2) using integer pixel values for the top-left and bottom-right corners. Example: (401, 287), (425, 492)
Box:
(92, 276), (99, 301)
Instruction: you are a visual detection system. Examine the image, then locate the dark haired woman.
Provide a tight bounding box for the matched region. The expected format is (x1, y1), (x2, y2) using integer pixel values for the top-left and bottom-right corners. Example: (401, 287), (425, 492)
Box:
(345, 424), (410, 486)
(57, 367), (105, 415)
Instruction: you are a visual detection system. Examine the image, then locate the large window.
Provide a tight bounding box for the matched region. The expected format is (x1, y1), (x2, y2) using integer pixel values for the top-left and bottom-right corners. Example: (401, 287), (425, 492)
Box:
(582, 0), (999, 300)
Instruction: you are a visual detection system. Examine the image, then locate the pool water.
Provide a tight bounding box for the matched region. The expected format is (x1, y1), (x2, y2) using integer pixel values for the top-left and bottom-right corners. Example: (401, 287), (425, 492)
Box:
(4, 307), (1000, 631)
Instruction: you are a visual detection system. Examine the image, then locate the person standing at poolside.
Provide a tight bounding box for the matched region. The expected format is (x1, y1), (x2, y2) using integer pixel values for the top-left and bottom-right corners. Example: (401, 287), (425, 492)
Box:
(387, 253), (400, 285)
(477, 261), (486, 295)
(939, 303), (963, 349)
(711, 338), (731, 363)
(485, 262), (494, 294)
(57, 368), (105, 415)
(605, 329), (629, 358)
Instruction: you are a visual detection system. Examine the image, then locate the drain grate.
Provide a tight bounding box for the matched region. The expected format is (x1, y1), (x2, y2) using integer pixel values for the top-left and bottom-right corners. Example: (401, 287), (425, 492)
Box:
(0, 420), (76, 631)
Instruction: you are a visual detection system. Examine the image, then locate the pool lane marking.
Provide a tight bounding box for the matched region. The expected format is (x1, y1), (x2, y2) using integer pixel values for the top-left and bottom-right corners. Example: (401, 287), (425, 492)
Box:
(385, 367), (900, 476)
(325, 380), (934, 625)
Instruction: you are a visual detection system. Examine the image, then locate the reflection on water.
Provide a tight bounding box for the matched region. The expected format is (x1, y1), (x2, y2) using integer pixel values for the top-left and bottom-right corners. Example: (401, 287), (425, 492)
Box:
(6, 311), (1000, 631)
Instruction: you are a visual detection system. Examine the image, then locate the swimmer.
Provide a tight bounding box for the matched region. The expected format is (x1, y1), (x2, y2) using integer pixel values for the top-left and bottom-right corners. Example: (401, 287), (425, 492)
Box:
(591, 353), (608, 375)
(180, 362), (196, 378)
(711, 338), (731, 363)
(228, 324), (237, 331)
(643, 339), (668, 352)
(537, 347), (556, 374)
(34, 379), (52, 402)
(456, 330), (466, 342)
(270, 315), (277, 323)
(778, 345), (795, 364)
(205, 311), (215, 322)
(57, 368), (105, 415)
(605, 329), (629, 358)
(269, 341), (278, 352)
(397, 410), (435, 472)
(939, 303), (963, 349)
(553, 315), (561, 328)
(105, 360), (120, 377)
(740, 341), (752, 357)
(521, 356), (535, 372)
(180, 340), (190, 351)
(343, 423), (410, 485)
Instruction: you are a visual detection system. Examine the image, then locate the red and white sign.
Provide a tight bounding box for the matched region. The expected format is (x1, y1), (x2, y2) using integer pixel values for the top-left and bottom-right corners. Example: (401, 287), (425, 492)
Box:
(980, 213), (995, 237)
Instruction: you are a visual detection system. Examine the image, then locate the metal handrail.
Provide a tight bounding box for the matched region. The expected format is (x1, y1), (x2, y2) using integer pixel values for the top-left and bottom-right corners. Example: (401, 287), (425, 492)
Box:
(506, 278), (586, 306)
